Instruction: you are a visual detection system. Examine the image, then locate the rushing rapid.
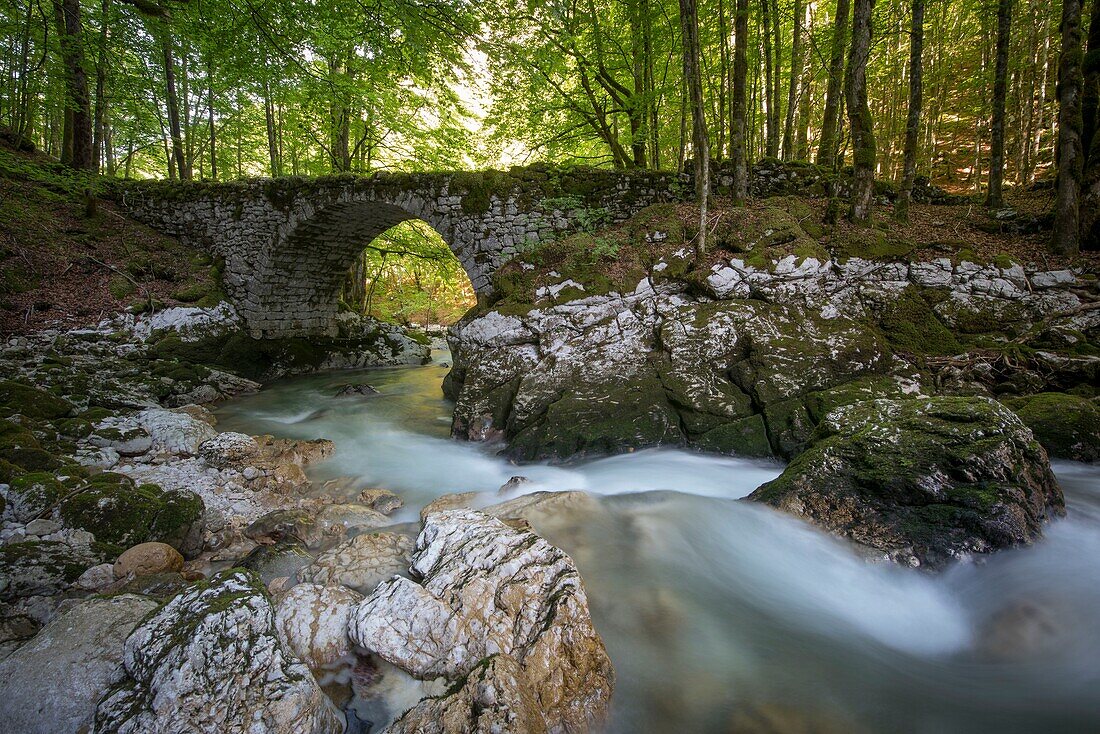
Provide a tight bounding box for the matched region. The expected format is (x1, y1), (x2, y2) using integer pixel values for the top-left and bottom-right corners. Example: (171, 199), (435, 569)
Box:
(217, 351), (1100, 734)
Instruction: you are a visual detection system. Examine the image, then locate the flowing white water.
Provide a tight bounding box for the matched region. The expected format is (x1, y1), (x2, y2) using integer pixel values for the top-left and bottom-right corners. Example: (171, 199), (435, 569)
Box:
(217, 351), (1100, 733)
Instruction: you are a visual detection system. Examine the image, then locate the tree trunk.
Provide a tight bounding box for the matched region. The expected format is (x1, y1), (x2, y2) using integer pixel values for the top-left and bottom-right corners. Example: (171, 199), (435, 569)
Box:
(1079, 0), (1100, 249)
(1053, 0), (1084, 254)
(846, 0), (876, 224)
(818, 0), (851, 167)
(629, 0), (650, 167)
(54, 0), (93, 170)
(896, 0), (924, 222)
(263, 78), (281, 176)
(730, 0), (750, 202)
(987, 0), (1013, 208)
(1084, 0), (1100, 155)
(162, 36), (189, 180)
(92, 0), (110, 173)
(680, 0), (709, 256)
(207, 57), (217, 180)
(329, 55), (352, 172)
(783, 0), (803, 160)
(760, 0), (779, 158)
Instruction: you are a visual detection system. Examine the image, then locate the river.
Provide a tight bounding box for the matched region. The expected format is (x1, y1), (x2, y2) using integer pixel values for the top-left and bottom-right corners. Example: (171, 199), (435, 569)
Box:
(216, 350), (1100, 733)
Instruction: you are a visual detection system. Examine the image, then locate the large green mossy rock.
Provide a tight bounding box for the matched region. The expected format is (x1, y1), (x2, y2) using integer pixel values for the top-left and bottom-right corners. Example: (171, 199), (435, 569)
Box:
(1005, 392), (1100, 462)
(57, 472), (205, 558)
(694, 415), (772, 457)
(749, 397), (1065, 570)
(0, 381), (73, 420)
(0, 420), (61, 472)
(507, 376), (683, 462)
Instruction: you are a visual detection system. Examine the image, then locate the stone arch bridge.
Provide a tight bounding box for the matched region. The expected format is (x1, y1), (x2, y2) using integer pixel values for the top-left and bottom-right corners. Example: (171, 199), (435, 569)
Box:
(117, 167), (684, 338)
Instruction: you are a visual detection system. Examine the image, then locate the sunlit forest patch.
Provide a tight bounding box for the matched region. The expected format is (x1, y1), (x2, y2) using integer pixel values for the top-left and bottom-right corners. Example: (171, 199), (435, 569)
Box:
(341, 220), (476, 327)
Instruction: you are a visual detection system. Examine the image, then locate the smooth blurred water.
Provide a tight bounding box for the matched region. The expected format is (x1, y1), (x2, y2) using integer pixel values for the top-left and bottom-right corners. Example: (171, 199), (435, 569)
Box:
(217, 351), (1100, 733)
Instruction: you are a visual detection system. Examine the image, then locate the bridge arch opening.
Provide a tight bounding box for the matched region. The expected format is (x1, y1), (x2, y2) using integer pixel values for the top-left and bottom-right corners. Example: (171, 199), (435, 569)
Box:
(341, 220), (476, 327)
(249, 198), (485, 337)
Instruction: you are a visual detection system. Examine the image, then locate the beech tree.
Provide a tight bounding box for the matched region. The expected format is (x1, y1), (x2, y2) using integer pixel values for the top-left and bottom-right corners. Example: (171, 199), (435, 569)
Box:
(1081, 0), (1100, 249)
(53, 0), (93, 170)
(680, 0), (709, 254)
(1053, 0), (1083, 255)
(846, 0), (876, 223)
(896, 0), (924, 222)
(987, 0), (1013, 209)
(729, 0), (750, 202)
(818, 0), (851, 169)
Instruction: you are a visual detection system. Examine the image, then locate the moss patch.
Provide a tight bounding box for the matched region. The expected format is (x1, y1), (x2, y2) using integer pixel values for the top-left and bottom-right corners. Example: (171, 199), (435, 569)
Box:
(876, 287), (962, 357)
(1005, 392), (1100, 462)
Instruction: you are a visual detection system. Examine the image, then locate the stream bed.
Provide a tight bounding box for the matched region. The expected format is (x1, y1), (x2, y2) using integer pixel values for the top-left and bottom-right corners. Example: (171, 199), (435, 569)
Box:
(217, 351), (1100, 734)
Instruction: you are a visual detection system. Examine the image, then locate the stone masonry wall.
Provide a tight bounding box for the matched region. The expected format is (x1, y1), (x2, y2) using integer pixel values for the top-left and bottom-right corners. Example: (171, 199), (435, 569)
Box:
(116, 168), (685, 338)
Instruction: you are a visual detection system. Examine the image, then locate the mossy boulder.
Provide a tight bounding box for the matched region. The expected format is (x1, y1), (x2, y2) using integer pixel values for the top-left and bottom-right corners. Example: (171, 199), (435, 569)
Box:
(0, 381), (73, 420)
(749, 397), (1065, 570)
(1005, 393), (1100, 462)
(711, 205), (818, 255)
(694, 415), (772, 457)
(6, 472), (68, 522)
(0, 421), (61, 472)
(829, 228), (916, 260)
(0, 541), (105, 600)
(876, 287), (962, 357)
(58, 473), (205, 558)
(803, 375), (914, 424)
(507, 376), (682, 462)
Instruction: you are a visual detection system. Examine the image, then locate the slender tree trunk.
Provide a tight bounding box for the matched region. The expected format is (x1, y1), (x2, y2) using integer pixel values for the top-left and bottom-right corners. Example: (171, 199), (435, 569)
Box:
(770, 0), (783, 157)
(161, 36), (188, 180)
(1079, 0), (1100, 249)
(818, 0), (851, 167)
(846, 0), (877, 224)
(329, 55), (352, 172)
(987, 0), (1013, 208)
(680, 0), (709, 256)
(760, 0), (779, 158)
(1053, 0), (1083, 254)
(53, 0), (93, 170)
(897, 0), (924, 222)
(263, 78), (280, 176)
(629, 0), (650, 167)
(783, 0), (803, 160)
(730, 0), (750, 202)
(92, 0), (110, 173)
(207, 58), (217, 180)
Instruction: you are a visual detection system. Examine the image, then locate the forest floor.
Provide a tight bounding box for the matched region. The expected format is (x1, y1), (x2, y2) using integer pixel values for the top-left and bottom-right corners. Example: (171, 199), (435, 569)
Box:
(0, 144), (222, 336)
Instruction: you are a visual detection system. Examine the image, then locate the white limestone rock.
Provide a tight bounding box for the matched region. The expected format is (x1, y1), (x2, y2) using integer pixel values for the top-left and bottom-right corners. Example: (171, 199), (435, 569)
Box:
(130, 303), (240, 343)
(94, 408), (218, 459)
(274, 583), (362, 672)
(348, 510), (614, 733)
(199, 431), (260, 468)
(0, 594), (157, 734)
(94, 569), (341, 734)
(297, 532), (412, 595)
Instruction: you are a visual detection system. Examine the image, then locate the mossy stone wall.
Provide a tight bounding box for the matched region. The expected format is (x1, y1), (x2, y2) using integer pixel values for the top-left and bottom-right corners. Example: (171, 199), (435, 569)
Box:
(115, 167), (686, 338)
